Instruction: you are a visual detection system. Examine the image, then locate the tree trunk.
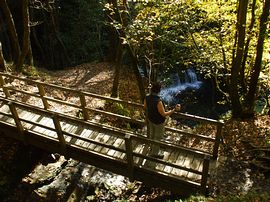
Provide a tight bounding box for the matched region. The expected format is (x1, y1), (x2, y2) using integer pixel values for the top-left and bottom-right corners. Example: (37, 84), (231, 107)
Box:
(127, 44), (146, 102)
(244, 0), (270, 116)
(229, 0), (249, 118)
(0, 0), (21, 64)
(0, 42), (6, 71)
(16, 0), (30, 71)
(48, 9), (70, 67)
(111, 43), (124, 98)
(240, 0), (256, 92)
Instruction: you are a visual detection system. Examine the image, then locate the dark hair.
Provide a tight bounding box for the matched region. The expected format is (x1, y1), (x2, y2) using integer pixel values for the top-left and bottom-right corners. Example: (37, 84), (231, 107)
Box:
(150, 82), (161, 94)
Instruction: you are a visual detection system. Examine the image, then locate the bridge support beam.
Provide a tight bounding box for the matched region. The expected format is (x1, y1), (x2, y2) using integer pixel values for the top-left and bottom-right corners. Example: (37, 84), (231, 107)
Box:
(37, 83), (49, 109)
(125, 134), (134, 181)
(200, 156), (210, 194)
(8, 101), (27, 145)
(52, 114), (66, 154)
(0, 75), (10, 97)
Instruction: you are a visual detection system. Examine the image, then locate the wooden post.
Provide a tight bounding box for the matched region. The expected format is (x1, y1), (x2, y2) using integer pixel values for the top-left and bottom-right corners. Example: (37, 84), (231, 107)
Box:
(79, 93), (89, 120)
(8, 102), (26, 143)
(125, 134), (134, 181)
(37, 83), (49, 109)
(0, 75), (10, 97)
(52, 114), (66, 151)
(212, 122), (223, 159)
(200, 155), (210, 195)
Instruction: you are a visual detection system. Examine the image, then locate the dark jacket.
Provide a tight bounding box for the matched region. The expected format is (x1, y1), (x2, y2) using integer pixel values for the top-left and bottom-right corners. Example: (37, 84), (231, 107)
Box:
(145, 94), (166, 124)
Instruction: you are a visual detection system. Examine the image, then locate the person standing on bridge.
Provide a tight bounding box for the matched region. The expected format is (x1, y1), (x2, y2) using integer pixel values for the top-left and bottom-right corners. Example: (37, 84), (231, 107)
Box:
(144, 82), (181, 159)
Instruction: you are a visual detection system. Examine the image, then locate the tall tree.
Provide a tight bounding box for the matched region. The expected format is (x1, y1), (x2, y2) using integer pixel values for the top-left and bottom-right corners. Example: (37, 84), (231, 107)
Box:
(16, 0), (31, 71)
(0, 0), (20, 64)
(229, 0), (249, 117)
(107, 0), (146, 101)
(229, 0), (270, 118)
(244, 0), (270, 116)
(0, 42), (5, 71)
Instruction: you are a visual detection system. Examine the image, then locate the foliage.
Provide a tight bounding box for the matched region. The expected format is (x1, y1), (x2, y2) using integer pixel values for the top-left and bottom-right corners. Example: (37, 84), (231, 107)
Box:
(58, 0), (107, 66)
(172, 192), (270, 202)
(124, 1), (237, 80)
(174, 195), (208, 202)
(215, 191), (270, 202)
(121, 0), (270, 117)
(111, 102), (130, 117)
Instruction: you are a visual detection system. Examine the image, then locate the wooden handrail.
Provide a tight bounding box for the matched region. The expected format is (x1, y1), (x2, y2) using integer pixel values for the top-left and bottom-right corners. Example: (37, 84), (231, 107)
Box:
(0, 97), (211, 192)
(0, 72), (223, 123)
(0, 72), (223, 160)
(173, 111), (224, 125)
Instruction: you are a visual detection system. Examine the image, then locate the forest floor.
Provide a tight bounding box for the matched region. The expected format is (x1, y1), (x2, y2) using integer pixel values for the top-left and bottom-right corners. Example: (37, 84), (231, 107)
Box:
(0, 62), (270, 201)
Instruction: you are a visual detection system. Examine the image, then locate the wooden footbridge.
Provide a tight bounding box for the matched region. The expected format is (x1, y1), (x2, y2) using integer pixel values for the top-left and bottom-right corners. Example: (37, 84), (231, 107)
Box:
(0, 72), (223, 196)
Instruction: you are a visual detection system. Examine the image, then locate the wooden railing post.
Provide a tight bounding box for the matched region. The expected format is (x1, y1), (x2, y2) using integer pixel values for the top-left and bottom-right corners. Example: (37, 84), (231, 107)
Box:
(201, 155), (210, 195)
(52, 114), (66, 152)
(125, 134), (134, 181)
(0, 75), (10, 97)
(37, 83), (49, 109)
(79, 93), (89, 121)
(212, 122), (223, 159)
(8, 102), (26, 143)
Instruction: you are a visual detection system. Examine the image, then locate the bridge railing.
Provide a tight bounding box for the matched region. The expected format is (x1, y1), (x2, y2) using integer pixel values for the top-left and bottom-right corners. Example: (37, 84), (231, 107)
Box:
(0, 97), (211, 194)
(0, 72), (223, 159)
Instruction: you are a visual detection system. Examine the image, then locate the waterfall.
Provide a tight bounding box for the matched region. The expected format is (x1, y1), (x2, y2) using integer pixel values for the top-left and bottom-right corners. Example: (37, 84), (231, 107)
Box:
(184, 68), (198, 83)
(160, 68), (202, 106)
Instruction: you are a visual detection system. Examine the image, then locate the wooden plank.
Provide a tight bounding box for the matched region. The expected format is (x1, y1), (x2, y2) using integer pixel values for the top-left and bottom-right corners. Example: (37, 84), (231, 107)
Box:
(168, 151), (188, 177)
(68, 126), (84, 145)
(99, 134), (112, 154)
(31, 115), (54, 137)
(93, 133), (106, 152)
(64, 124), (80, 143)
(107, 137), (123, 157)
(70, 128), (91, 147)
(21, 111), (39, 129)
(35, 116), (57, 138)
(112, 138), (125, 159)
(80, 129), (95, 148)
(17, 108), (30, 125)
(136, 144), (151, 165)
(186, 156), (203, 181)
(132, 142), (152, 165)
(0, 104), (11, 117)
(0, 104), (15, 125)
(87, 131), (101, 151)
(130, 141), (141, 164)
(101, 135), (117, 155)
(180, 153), (196, 179)
(156, 149), (175, 172)
(30, 115), (50, 135)
(0, 105), (13, 123)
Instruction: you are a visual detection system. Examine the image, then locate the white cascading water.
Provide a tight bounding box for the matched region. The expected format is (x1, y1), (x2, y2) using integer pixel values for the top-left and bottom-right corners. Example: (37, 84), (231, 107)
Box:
(160, 68), (202, 106)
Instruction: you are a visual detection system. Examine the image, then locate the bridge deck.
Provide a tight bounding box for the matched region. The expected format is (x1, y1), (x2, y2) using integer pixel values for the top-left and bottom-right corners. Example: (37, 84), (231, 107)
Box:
(0, 103), (203, 183)
(0, 72), (224, 195)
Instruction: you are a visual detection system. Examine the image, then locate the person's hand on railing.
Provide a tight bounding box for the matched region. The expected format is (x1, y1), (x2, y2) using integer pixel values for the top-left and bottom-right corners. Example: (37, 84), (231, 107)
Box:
(174, 104), (181, 112)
